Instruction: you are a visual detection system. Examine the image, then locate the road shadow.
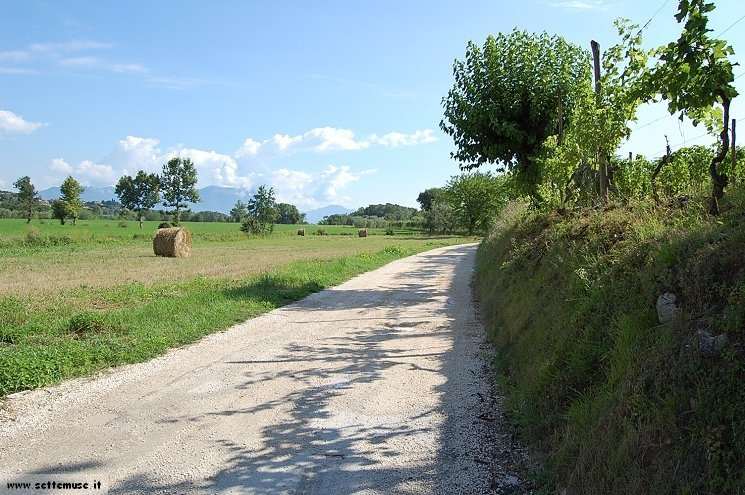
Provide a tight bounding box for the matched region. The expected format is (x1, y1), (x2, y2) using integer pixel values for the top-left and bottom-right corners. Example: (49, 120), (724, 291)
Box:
(31, 245), (507, 494)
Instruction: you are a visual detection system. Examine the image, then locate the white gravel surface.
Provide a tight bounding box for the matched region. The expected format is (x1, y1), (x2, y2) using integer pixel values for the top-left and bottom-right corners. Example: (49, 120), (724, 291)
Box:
(0, 244), (529, 494)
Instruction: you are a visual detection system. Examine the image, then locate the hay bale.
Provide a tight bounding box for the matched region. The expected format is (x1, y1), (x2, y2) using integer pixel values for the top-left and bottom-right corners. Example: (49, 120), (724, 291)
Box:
(153, 227), (192, 258)
(358, 228), (368, 238)
(297, 228), (305, 236)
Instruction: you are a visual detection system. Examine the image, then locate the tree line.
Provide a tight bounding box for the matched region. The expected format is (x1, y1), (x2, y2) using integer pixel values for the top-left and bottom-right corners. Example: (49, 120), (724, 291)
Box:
(437, 0), (740, 216)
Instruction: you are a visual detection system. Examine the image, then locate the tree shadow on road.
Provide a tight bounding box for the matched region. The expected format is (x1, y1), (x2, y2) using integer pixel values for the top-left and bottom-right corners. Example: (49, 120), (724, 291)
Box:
(31, 245), (512, 494)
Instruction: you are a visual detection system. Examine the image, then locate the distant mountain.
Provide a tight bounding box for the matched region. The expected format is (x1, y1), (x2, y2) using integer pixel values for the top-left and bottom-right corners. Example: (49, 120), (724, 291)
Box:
(39, 185), (252, 214)
(304, 205), (351, 224)
(40, 186), (117, 202)
(193, 186), (251, 214)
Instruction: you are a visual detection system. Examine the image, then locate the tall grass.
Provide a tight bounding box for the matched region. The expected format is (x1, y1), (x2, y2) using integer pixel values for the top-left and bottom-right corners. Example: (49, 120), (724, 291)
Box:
(476, 192), (745, 494)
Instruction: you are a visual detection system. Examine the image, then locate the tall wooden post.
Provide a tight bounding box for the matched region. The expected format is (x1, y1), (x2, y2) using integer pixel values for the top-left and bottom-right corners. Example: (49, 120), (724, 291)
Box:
(591, 40), (608, 203)
(732, 118), (737, 184)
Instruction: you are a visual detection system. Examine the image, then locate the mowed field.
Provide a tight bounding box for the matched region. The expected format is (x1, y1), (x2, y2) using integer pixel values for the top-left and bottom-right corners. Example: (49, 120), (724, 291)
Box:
(0, 218), (473, 397)
(0, 219), (423, 294)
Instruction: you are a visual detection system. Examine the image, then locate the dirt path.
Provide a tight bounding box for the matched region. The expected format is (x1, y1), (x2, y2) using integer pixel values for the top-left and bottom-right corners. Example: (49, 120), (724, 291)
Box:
(0, 244), (528, 494)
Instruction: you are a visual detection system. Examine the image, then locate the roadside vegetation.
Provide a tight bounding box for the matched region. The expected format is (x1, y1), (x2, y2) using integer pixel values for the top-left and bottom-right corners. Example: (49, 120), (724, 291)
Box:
(434, 0), (745, 493)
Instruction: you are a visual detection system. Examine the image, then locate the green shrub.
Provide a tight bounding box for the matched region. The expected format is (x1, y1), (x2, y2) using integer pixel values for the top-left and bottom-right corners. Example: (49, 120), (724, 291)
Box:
(118, 220), (128, 228)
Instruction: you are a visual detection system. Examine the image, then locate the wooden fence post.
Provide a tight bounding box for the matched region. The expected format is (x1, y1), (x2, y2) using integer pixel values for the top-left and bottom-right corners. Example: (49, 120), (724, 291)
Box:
(591, 40), (608, 204)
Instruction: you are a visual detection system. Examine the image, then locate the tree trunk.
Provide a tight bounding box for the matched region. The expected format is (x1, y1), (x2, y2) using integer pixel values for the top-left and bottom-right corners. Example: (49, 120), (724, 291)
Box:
(651, 136), (671, 205)
(710, 96), (731, 215)
(139, 213), (144, 229)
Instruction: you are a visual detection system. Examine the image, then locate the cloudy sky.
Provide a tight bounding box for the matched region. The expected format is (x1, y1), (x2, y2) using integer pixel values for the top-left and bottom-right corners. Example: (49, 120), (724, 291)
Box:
(1, 0), (744, 209)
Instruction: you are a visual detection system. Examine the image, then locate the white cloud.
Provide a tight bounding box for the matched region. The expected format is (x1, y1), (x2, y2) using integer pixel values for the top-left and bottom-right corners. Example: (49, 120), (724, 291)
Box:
(48, 157), (115, 185)
(0, 67), (38, 75)
(235, 127), (436, 157)
(58, 57), (147, 74)
(235, 137), (262, 157)
(268, 165), (375, 208)
(50, 158), (73, 173)
(76, 160), (116, 183)
(369, 129), (437, 147)
(0, 50), (30, 62)
(548, 0), (610, 9)
(29, 41), (112, 53)
(0, 110), (44, 134)
(167, 148), (252, 189)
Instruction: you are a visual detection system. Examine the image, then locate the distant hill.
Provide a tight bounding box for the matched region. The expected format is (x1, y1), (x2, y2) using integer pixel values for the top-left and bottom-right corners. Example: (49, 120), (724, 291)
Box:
(304, 205), (352, 224)
(40, 186), (117, 203)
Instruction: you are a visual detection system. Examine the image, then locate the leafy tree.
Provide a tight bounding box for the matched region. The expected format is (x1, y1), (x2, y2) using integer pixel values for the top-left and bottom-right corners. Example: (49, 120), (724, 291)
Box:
(351, 204), (418, 220)
(60, 176), (84, 225)
(13, 176), (39, 223)
(276, 203), (303, 224)
(230, 200), (248, 222)
(160, 157), (200, 225)
(241, 185), (277, 235)
(441, 30), (590, 204)
(115, 171), (160, 229)
(445, 172), (508, 235)
(426, 198), (458, 234)
(416, 188), (444, 212)
(51, 199), (67, 225)
(641, 0), (738, 214)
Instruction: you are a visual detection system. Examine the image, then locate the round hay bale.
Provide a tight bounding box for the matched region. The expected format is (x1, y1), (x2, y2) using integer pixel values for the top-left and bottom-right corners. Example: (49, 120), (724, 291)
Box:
(153, 227), (192, 258)
(358, 228), (368, 238)
(297, 228), (305, 236)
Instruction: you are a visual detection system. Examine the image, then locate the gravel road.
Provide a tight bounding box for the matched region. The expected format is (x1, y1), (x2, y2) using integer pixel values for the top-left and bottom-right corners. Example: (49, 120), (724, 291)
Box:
(0, 244), (529, 494)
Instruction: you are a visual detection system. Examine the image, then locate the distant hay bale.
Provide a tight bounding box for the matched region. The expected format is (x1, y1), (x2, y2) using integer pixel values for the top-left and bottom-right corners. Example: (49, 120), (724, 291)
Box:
(297, 228), (305, 236)
(153, 227), (192, 258)
(358, 228), (368, 238)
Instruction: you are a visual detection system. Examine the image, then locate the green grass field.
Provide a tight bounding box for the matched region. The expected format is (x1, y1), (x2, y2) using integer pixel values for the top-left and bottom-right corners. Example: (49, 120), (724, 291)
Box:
(0, 217), (473, 398)
(0, 218), (401, 248)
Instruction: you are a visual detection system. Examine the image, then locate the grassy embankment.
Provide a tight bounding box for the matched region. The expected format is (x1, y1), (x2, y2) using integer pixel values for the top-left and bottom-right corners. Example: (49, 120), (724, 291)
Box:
(476, 197), (745, 494)
(0, 227), (470, 398)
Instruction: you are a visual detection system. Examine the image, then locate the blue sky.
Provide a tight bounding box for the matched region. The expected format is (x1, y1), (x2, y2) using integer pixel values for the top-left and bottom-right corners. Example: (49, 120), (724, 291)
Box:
(1, 0), (744, 210)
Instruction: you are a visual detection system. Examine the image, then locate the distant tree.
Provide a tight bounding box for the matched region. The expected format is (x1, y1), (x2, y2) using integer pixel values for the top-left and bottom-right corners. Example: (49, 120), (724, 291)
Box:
(51, 199), (67, 225)
(60, 176), (84, 225)
(13, 176), (39, 223)
(276, 203), (302, 224)
(441, 30), (589, 204)
(351, 204), (418, 220)
(160, 157), (199, 225)
(241, 185), (278, 235)
(426, 198), (458, 234)
(445, 172), (507, 235)
(230, 200), (248, 223)
(115, 171), (160, 229)
(416, 188), (444, 212)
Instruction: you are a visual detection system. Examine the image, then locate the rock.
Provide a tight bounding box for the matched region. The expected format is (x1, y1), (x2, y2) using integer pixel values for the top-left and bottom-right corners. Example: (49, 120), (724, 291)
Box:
(656, 292), (680, 323)
(697, 329), (728, 357)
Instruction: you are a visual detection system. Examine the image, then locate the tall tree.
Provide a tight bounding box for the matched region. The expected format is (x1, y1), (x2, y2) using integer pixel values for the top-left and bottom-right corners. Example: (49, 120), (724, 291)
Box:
(441, 30), (589, 204)
(642, 0), (738, 214)
(51, 199), (67, 225)
(115, 171), (160, 229)
(230, 200), (248, 223)
(241, 185), (278, 234)
(416, 188), (444, 212)
(13, 176), (39, 223)
(276, 203), (303, 224)
(160, 157), (199, 225)
(445, 172), (507, 235)
(60, 176), (84, 225)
